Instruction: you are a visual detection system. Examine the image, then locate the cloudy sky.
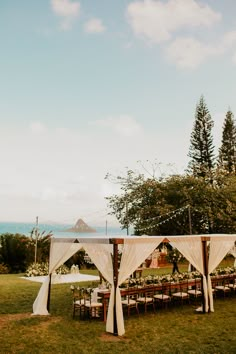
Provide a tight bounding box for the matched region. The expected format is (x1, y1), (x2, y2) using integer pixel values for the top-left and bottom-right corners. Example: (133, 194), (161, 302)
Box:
(1, 0), (236, 225)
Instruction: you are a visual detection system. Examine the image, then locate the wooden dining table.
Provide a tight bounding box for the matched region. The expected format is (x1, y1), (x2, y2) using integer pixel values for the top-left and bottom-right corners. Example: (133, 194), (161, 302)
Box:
(98, 279), (198, 322)
(97, 273), (236, 322)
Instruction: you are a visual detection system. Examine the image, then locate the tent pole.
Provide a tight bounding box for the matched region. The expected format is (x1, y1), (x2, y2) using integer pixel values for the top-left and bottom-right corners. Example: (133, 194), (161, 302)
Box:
(113, 241), (119, 336)
(47, 273), (52, 312)
(201, 238), (209, 313)
(47, 237), (53, 313)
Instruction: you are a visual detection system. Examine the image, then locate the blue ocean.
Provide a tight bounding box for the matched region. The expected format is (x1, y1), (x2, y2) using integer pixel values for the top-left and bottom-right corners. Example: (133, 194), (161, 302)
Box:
(0, 222), (128, 238)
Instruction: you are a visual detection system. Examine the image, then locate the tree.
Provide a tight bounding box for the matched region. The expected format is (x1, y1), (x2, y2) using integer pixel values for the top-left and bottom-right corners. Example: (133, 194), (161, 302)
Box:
(106, 171), (236, 236)
(188, 96), (215, 180)
(29, 228), (52, 263)
(218, 110), (236, 174)
(0, 233), (30, 272)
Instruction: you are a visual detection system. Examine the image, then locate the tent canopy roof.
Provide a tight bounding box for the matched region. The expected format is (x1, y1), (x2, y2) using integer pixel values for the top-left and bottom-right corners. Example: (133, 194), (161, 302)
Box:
(51, 234), (236, 244)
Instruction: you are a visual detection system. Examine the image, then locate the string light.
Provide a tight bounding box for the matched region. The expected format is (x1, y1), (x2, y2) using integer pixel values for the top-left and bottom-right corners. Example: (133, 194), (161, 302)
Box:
(135, 205), (189, 232)
(136, 205), (188, 223)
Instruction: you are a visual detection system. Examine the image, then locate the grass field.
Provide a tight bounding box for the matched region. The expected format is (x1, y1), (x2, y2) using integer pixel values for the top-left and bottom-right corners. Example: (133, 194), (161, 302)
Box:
(0, 263), (236, 354)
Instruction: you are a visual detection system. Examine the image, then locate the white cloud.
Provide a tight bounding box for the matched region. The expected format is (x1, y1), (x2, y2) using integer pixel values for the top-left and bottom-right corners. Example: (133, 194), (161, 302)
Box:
(126, 1), (236, 69)
(0, 119), (190, 223)
(84, 18), (106, 34)
(127, 0), (221, 43)
(222, 30), (236, 48)
(51, 0), (80, 30)
(165, 36), (221, 69)
(232, 52), (236, 64)
(222, 31), (236, 64)
(29, 121), (47, 134)
(90, 115), (142, 137)
(165, 29), (236, 69)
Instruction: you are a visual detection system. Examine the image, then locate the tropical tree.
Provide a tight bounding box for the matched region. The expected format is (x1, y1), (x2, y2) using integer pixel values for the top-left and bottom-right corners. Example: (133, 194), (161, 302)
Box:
(188, 95), (215, 181)
(106, 171), (236, 235)
(28, 228), (53, 263)
(218, 110), (236, 174)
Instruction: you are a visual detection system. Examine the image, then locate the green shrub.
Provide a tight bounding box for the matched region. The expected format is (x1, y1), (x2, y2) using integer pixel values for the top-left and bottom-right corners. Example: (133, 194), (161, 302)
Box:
(0, 263), (9, 274)
(25, 262), (70, 277)
(25, 262), (49, 277)
(56, 264), (70, 274)
(0, 233), (31, 273)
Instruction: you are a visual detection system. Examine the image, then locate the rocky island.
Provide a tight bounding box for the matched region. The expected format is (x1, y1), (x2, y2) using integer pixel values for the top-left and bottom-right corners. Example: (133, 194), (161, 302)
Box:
(65, 218), (96, 233)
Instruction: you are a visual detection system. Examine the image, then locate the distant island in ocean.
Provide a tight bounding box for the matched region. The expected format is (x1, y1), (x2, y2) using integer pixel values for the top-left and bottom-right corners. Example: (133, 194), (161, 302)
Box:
(64, 218), (96, 233)
(0, 221), (127, 237)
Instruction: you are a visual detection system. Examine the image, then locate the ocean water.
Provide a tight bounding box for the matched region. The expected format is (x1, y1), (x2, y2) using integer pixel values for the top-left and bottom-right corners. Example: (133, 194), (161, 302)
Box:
(0, 222), (127, 238)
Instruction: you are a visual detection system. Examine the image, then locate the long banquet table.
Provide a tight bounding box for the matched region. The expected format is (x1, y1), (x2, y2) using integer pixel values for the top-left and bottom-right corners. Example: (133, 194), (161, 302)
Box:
(98, 274), (236, 322)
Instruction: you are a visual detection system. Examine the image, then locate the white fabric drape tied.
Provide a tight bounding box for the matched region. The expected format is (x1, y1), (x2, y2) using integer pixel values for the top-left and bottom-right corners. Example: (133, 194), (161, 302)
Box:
(169, 236), (209, 311)
(115, 237), (164, 336)
(228, 245), (236, 267)
(208, 236), (236, 312)
(33, 240), (83, 315)
(82, 243), (114, 333)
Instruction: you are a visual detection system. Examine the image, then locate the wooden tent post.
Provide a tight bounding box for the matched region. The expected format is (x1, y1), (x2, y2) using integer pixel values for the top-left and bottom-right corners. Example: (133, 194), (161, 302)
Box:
(113, 242), (118, 335)
(47, 237), (54, 312)
(201, 237), (209, 313)
(110, 238), (123, 336)
(47, 273), (52, 312)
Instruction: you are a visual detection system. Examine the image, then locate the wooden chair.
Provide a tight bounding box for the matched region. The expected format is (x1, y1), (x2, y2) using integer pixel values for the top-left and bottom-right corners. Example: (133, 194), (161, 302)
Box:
(72, 288), (87, 319)
(228, 279), (236, 294)
(137, 288), (155, 313)
(85, 289), (103, 320)
(122, 291), (139, 317)
(187, 279), (202, 304)
(153, 284), (171, 309)
(172, 281), (190, 305)
(214, 283), (231, 298)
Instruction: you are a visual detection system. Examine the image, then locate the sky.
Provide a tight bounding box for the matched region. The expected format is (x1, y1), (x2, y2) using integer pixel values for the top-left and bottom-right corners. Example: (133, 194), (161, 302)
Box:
(1, 0), (236, 226)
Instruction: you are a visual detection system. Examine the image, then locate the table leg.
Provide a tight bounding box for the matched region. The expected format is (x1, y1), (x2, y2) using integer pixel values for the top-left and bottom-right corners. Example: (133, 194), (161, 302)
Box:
(103, 299), (107, 322)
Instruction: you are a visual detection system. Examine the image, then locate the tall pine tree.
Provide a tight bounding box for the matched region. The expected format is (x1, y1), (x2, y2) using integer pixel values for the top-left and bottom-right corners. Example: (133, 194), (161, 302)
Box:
(188, 96), (215, 179)
(218, 110), (236, 174)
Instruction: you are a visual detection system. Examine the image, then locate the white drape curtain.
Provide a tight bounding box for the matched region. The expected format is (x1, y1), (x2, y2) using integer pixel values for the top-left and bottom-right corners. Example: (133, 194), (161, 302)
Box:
(82, 243), (114, 333)
(169, 236), (209, 311)
(115, 237), (164, 336)
(33, 240), (83, 315)
(208, 236), (236, 312)
(228, 245), (236, 267)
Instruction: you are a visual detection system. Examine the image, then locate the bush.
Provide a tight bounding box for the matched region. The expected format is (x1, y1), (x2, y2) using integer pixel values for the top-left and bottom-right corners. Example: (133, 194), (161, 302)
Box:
(0, 263), (9, 274)
(0, 233), (31, 273)
(56, 264), (70, 274)
(25, 262), (49, 277)
(25, 262), (70, 277)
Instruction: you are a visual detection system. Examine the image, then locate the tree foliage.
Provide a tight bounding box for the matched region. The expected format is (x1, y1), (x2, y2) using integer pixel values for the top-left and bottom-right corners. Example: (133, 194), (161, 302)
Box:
(106, 96), (236, 236)
(106, 171), (236, 236)
(218, 110), (236, 174)
(188, 96), (215, 180)
(29, 228), (52, 263)
(0, 233), (31, 272)
(0, 231), (52, 273)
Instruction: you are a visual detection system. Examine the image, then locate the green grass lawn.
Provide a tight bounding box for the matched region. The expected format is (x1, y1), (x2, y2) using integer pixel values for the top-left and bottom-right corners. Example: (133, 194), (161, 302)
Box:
(0, 264), (236, 354)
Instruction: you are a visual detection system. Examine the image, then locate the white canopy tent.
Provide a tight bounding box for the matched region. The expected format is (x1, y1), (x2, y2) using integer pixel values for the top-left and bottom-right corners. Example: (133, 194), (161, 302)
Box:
(32, 234), (236, 336)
